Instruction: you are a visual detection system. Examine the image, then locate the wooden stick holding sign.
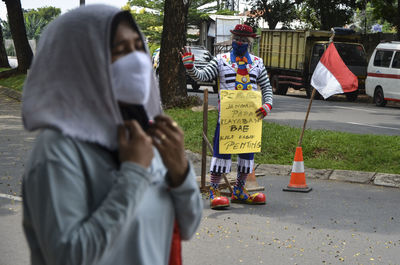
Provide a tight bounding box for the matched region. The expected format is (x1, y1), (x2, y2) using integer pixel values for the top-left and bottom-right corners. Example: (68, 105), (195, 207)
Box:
(200, 90), (208, 191)
(200, 89), (233, 193)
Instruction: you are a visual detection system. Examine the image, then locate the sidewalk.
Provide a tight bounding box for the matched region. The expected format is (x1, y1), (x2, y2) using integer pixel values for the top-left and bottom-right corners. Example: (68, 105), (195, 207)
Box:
(186, 150), (400, 189)
(0, 85), (22, 101)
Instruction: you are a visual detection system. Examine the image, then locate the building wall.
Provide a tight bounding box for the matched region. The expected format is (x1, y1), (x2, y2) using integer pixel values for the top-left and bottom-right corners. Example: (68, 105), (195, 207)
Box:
(5, 39), (36, 55)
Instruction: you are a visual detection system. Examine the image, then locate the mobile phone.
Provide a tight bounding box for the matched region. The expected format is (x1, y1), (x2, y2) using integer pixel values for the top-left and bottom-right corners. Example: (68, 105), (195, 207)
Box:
(119, 104), (150, 131)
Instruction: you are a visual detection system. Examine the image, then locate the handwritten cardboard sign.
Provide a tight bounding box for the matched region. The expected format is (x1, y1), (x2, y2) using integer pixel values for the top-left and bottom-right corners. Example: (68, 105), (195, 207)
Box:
(219, 90), (262, 154)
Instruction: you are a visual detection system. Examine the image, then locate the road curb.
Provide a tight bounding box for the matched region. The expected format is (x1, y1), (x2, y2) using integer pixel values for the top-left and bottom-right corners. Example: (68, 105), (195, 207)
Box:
(186, 150), (400, 189)
(0, 85), (22, 101)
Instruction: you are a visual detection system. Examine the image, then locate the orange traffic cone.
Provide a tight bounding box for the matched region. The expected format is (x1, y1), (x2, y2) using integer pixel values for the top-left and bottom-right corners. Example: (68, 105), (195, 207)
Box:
(283, 147), (312, 193)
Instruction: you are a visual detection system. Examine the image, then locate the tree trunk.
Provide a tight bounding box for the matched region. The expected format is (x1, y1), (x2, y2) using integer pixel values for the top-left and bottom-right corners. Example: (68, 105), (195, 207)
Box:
(267, 18), (278, 29)
(3, 0), (33, 73)
(80, 0), (85, 6)
(0, 23), (11, 68)
(318, 0), (329, 30)
(159, 0), (189, 106)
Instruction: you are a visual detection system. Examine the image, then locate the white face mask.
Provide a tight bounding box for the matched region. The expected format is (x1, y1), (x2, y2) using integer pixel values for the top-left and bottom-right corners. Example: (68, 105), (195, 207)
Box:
(111, 51), (152, 105)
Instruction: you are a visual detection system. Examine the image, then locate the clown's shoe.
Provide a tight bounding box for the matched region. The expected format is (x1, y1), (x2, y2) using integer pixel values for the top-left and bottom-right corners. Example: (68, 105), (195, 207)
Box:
(231, 185), (266, 204)
(209, 187), (230, 209)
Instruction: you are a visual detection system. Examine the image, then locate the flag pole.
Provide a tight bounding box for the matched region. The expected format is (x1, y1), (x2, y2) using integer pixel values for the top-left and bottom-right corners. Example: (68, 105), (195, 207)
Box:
(298, 28), (335, 147)
(297, 88), (316, 147)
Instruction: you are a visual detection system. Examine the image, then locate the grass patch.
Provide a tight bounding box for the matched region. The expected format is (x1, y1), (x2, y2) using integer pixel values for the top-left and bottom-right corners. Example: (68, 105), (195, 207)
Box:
(0, 72), (26, 91)
(166, 108), (400, 174)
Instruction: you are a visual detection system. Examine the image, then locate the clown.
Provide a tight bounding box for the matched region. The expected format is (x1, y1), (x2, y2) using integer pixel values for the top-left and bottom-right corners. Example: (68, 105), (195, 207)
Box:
(181, 24), (273, 209)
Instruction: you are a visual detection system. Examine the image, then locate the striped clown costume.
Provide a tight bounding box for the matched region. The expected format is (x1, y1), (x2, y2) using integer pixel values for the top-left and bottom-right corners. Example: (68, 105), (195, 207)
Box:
(182, 24), (273, 209)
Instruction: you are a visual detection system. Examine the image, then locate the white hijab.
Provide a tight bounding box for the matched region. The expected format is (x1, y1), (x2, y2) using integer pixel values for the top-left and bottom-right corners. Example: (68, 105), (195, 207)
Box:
(22, 4), (162, 150)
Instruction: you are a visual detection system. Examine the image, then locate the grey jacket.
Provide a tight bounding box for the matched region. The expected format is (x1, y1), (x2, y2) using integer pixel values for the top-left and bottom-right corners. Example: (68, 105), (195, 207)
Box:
(23, 129), (203, 265)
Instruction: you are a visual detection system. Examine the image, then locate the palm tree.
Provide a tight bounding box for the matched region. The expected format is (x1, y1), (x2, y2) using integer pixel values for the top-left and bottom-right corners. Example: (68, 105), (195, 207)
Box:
(24, 13), (46, 40)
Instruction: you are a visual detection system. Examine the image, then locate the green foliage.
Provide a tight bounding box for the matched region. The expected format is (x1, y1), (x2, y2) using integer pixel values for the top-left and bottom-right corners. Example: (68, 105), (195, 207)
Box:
(1, 6), (60, 41)
(165, 108), (218, 152)
(370, 0), (399, 35)
(127, 0), (218, 45)
(132, 10), (163, 44)
(298, 0), (362, 30)
(129, 0), (165, 10)
(188, 1), (218, 29)
(124, 3), (164, 46)
(166, 108), (400, 174)
(370, 0), (398, 24)
(148, 43), (160, 56)
(24, 13), (46, 40)
(0, 73), (26, 91)
(246, 0), (298, 30)
(1, 19), (11, 39)
(297, 3), (320, 29)
(244, 16), (257, 30)
(25, 6), (61, 24)
(353, 2), (396, 33)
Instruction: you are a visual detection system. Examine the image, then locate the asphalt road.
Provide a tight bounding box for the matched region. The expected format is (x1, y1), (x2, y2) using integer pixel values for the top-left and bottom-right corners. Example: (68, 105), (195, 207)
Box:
(189, 87), (400, 136)
(2, 176), (400, 265)
(1, 91), (399, 265)
(183, 175), (400, 265)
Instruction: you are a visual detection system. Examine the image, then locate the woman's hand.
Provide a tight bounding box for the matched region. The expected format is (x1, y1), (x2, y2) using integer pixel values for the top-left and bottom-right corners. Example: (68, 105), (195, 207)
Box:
(118, 120), (154, 168)
(148, 115), (188, 187)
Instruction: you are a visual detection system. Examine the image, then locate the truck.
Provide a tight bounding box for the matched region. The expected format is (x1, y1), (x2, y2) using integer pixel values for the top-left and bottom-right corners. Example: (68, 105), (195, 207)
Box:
(258, 28), (368, 101)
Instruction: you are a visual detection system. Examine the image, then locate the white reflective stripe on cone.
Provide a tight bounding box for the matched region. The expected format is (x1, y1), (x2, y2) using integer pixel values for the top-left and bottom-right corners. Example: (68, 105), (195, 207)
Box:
(291, 161), (304, 173)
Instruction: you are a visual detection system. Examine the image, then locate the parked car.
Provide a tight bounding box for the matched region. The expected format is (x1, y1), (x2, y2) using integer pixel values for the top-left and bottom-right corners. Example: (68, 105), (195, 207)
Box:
(366, 41), (400, 107)
(152, 46), (218, 93)
(186, 46), (218, 93)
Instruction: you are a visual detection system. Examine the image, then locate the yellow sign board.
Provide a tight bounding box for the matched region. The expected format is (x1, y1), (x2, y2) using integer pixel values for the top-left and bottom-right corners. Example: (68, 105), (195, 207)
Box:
(219, 90), (262, 154)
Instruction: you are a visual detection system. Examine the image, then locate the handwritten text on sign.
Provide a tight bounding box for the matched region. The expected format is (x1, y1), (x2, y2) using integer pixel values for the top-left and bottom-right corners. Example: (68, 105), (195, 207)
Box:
(219, 90), (262, 154)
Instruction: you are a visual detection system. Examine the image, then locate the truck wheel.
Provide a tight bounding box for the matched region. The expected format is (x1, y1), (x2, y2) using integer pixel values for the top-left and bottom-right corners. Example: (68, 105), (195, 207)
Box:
(374, 87), (387, 107)
(345, 90), (358, 102)
(192, 84), (200, 91)
(271, 75), (287, 95)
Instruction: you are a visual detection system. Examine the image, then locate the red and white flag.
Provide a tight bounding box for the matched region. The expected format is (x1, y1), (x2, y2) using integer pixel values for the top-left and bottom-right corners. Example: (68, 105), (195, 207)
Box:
(311, 43), (358, 99)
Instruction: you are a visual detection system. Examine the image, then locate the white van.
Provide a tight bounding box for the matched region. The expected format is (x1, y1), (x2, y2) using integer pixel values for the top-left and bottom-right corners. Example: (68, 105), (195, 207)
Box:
(366, 42), (400, 106)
